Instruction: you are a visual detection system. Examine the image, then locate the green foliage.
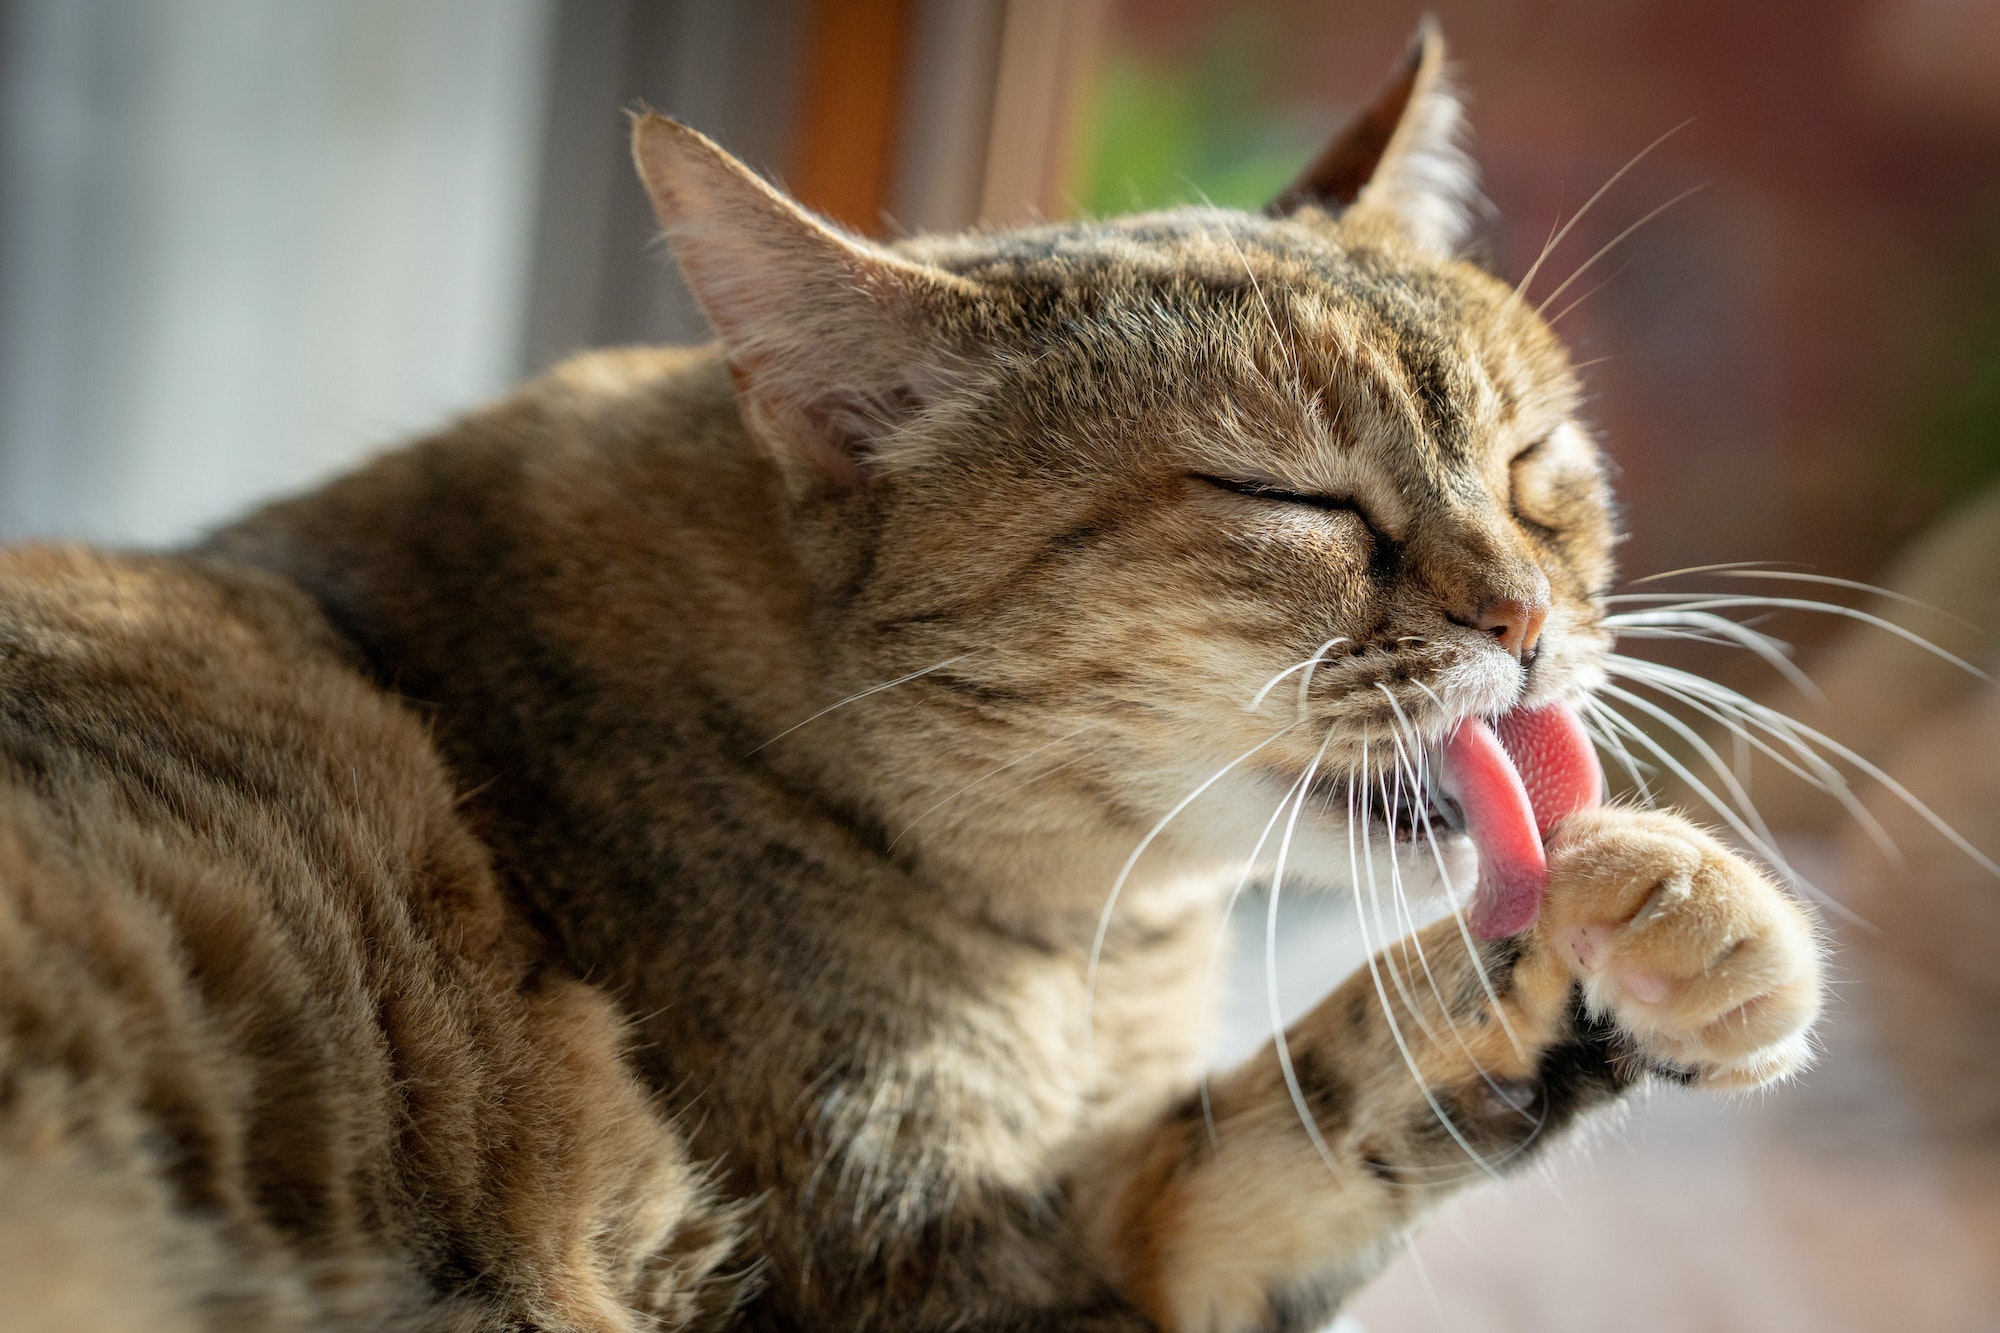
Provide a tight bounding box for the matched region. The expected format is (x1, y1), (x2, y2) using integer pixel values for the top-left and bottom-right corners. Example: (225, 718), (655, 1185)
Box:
(1906, 224), (2000, 508)
(1074, 18), (1320, 217)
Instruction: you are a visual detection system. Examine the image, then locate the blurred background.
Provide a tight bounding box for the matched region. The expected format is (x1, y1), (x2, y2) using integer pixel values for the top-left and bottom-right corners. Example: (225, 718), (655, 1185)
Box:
(1, 1), (1995, 1329)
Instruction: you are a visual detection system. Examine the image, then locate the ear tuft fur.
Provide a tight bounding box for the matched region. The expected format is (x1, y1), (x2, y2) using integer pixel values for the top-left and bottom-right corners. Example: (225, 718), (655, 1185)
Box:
(1268, 19), (1480, 256)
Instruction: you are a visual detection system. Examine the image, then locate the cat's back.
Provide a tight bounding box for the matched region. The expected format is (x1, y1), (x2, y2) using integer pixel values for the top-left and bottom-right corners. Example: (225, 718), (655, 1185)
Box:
(0, 546), (741, 1331)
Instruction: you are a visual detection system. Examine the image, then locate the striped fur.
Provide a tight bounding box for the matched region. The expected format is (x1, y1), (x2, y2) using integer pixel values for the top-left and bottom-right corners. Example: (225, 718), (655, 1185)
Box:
(0, 26), (1821, 1331)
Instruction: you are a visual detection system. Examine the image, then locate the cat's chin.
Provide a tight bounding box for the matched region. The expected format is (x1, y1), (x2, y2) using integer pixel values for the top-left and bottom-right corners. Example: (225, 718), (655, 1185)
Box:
(1187, 770), (1480, 904)
(1282, 807), (1479, 906)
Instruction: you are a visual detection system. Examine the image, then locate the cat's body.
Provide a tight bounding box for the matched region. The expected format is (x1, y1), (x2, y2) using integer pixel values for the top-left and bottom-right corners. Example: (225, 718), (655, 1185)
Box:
(0, 547), (736, 1332)
(0, 30), (1822, 1333)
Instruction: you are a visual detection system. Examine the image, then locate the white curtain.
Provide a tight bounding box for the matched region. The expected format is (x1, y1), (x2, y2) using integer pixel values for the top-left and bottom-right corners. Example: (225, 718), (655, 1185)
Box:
(0, 0), (554, 543)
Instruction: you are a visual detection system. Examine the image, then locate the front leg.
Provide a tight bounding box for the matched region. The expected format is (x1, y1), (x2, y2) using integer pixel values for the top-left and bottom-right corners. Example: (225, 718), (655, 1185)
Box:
(1082, 807), (1824, 1333)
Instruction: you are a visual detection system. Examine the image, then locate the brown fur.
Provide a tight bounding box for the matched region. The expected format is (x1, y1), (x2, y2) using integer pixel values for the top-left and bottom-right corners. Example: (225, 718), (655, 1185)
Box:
(0, 549), (741, 1330)
(1, 28), (1822, 1333)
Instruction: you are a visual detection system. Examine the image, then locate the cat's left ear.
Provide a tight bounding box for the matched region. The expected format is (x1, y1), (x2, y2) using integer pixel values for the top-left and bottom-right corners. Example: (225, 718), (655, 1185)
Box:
(631, 114), (973, 496)
(1267, 19), (1477, 256)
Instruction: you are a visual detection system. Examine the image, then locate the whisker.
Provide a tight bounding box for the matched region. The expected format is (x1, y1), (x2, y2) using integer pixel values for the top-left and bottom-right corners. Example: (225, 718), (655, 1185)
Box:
(1405, 679), (1541, 1056)
(1248, 637), (1350, 715)
(1268, 722), (1346, 1176)
(1369, 751), (1440, 1045)
(1515, 118), (1694, 298)
(1535, 182), (1711, 318)
(1605, 655), (1901, 867)
(1630, 567), (1981, 632)
(1603, 594), (1989, 680)
(1544, 260), (1632, 328)
(1592, 684), (1789, 861)
(1374, 719), (1536, 1123)
(1421, 784), (1530, 1060)
(1350, 735), (1505, 1181)
(1200, 758), (1322, 1149)
(1370, 694), (1443, 1044)
(1607, 657), (1999, 881)
(1518, 206), (1567, 302)
(1297, 637), (1353, 720)
(1581, 696), (1658, 803)
(1587, 690), (1885, 931)
(1605, 608), (1821, 702)
(1085, 724), (1302, 1084)
(1628, 559), (1805, 585)
(1587, 693), (1875, 931)
(748, 652), (977, 754)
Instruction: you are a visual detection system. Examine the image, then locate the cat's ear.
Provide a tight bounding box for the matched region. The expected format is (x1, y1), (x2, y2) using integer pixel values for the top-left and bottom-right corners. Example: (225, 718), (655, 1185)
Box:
(630, 114), (971, 495)
(1266, 19), (1477, 256)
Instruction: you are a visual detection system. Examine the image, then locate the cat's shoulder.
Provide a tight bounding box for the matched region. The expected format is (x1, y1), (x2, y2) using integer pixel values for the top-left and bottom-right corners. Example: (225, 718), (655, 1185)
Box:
(0, 543), (357, 685)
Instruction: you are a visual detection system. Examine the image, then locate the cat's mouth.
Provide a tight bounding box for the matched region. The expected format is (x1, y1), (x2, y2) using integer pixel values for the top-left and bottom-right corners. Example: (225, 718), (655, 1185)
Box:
(1300, 769), (1468, 845)
(1295, 701), (1604, 937)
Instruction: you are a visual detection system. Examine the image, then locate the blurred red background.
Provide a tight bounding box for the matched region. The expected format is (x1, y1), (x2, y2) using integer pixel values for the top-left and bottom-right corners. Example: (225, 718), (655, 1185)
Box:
(1079, 1), (2000, 610)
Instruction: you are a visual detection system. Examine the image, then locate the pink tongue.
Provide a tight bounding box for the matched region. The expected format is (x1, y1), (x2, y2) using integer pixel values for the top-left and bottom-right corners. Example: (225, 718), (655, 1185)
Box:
(1439, 701), (1604, 938)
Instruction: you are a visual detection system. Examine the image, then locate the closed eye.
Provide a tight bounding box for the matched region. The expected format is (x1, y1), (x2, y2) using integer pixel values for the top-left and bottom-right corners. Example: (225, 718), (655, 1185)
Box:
(1194, 473), (1363, 516)
(1507, 436), (1560, 536)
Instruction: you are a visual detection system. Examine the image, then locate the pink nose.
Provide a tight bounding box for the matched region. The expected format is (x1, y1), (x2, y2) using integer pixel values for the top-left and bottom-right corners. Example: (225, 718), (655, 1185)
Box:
(1473, 596), (1548, 660)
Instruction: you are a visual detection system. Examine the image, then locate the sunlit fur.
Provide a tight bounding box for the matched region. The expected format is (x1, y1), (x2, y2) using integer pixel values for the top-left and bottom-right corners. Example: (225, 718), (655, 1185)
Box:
(0, 32), (1824, 1333)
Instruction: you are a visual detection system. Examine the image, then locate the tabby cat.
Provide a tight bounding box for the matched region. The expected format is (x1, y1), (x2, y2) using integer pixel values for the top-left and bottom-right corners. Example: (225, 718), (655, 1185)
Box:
(0, 27), (1821, 1333)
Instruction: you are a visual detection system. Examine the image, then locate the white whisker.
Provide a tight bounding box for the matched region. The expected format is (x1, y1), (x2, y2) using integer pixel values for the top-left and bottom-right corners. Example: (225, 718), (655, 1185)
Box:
(1086, 724), (1301, 1086)
(1628, 560), (1806, 585)
(1589, 695), (1875, 929)
(1268, 722), (1346, 1176)
(1371, 759), (1439, 1045)
(1401, 687), (1528, 1054)
(1605, 594), (1989, 680)
(1581, 696), (1658, 803)
(1604, 656), (1901, 868)
(1544, 262), (1631, 328)
(748, 652), (977, 754)
(1200, 758), (1323, 1149)
(1371, 694), (1443, 1044)
(1631, 566), (1982, 632)
(1515, 119), (1693, 298)
(1535, 182), (1711, 317)
(1350, 735), (1505, 1181)
(1248, 637), (1349, 715)
(1606, 659), (1999, 881)
(1592, 684), (1791, 865)
(1605, 608), (1821, 702)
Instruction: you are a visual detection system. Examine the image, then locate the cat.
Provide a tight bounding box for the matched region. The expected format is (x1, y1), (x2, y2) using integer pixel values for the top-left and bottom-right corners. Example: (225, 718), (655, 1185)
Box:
(0, 25), (1821, 1333)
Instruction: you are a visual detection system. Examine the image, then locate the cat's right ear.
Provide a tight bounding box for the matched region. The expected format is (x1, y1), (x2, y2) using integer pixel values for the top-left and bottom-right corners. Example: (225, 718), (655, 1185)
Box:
(630, 114), (971, 496)
(1266, 20), (1477, 256)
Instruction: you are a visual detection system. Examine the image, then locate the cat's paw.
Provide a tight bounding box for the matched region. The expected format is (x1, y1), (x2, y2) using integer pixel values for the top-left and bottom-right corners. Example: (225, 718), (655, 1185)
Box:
(1536, 808), (1823, 1089)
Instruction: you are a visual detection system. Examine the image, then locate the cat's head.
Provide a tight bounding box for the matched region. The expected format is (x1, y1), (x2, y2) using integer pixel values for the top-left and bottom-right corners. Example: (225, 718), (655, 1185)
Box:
(634, 25), (1615, 885)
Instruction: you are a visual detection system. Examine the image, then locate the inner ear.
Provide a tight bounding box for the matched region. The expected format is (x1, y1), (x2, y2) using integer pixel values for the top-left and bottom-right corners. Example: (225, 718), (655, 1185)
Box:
(1267, 29), (1433, 216)
(631, 114), (978, 499)
(798, 384), (930, 491)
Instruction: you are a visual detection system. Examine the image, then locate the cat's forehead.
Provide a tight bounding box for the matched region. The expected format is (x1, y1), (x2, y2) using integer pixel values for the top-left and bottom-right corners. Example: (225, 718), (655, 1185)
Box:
(905, 207), (1497, 329)
(899, 207), (1576, 453)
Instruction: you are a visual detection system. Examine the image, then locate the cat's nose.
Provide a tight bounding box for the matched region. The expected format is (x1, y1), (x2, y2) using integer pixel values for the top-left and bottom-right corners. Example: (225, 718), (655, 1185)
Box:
(1474, 595), (1547, 661)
